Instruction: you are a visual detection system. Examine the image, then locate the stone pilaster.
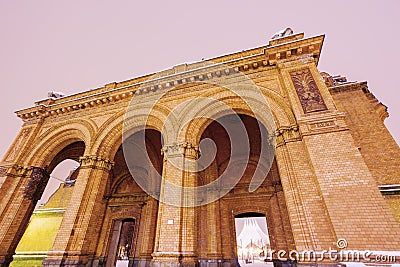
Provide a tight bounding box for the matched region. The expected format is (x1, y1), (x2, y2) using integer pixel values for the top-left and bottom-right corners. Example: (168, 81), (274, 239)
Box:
(43, 156), (114, 267)
(151, 142), (199, 267)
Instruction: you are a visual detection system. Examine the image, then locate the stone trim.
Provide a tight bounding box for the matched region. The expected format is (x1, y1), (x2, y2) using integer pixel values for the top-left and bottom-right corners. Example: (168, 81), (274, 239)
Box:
(328, 81), (368, 94)
(379, 184), (400, 195)
(161, 142), (200, 159)
(78, 155), (114, 171)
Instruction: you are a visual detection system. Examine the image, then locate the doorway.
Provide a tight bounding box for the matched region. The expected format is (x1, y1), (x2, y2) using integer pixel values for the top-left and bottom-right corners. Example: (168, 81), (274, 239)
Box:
(107, 218), (136, 267)
(235, 213), (271, 266)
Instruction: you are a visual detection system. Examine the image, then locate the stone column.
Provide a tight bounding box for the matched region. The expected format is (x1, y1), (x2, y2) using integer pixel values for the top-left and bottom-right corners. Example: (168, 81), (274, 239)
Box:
(151, 142), (199, 267)
(0, 165), (49, 267)
(43, 155), (114, 267)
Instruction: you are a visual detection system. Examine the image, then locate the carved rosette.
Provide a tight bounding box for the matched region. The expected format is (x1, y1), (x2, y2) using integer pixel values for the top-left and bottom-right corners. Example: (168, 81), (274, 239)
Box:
(23, 167), (50, 201)
(290, 68), (327, 113)
(79, 155), (114, 171)
(161, 142), (200, 160)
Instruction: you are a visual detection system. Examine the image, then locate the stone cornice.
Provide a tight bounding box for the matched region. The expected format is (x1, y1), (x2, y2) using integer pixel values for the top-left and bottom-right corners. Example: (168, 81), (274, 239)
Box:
(267, 35), (324, 66)
(15, 35), (324, 122)
(379, 184), (400, 195)
(328, 81), (368, 94)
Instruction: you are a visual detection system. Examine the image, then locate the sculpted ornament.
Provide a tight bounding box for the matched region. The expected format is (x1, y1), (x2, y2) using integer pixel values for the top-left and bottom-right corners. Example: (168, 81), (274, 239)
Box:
(290, 68), (327, 113)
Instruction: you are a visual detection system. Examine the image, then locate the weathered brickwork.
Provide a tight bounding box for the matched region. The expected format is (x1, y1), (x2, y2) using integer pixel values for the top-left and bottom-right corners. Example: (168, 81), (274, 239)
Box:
(0, 32), (399, 267)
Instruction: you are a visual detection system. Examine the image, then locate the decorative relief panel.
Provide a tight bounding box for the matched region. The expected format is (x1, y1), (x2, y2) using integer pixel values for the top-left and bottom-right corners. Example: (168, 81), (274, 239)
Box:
(290, 68), (327, 113)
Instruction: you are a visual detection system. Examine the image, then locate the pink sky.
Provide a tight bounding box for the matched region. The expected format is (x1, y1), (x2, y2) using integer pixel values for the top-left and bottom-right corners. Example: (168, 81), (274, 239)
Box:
(1, 0), (399, 160)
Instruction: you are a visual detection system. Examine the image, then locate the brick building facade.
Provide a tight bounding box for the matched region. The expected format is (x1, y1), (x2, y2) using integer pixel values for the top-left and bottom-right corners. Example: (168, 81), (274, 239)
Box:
(0, 31), (399, 267)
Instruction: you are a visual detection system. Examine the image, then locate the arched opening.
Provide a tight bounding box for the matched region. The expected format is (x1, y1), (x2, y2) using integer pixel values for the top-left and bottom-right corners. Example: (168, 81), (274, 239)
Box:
(101, 129), (163, 267)
(37, 159), (79, 208)
(196, 114), (294, 266)
(10, 141), (85, 267)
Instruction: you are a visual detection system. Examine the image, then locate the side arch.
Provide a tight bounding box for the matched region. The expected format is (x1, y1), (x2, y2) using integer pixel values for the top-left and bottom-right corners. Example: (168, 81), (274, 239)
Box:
(24, 120), (93, 169)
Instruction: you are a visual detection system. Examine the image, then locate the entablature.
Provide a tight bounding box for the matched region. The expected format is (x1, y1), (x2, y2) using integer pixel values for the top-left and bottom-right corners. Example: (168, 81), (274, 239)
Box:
(15, 34), (325, 123)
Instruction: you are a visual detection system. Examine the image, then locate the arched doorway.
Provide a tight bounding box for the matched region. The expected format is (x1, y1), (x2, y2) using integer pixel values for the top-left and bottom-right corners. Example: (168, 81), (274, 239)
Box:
(99, 129), (163, 267)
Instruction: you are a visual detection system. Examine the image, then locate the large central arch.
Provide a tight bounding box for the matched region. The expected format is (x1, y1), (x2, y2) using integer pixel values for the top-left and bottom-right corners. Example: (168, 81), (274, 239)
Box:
(196, 113), (295, 266)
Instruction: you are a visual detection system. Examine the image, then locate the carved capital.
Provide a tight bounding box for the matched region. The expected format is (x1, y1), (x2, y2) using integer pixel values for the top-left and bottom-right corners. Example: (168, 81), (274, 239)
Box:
(3, 164), (34, 178)
(276, 125), (301, 147)
(161, 142), (199, 160)
(79, 155), (114, 171)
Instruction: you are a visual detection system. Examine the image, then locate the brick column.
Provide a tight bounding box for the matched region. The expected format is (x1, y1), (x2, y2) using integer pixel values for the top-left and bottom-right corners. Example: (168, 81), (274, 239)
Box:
(275, 139), (337, 252)
(151, 142), (199, 267)
(277, 58), (400, 258)
(43, 156), (113, 267)
(204, 160), (222, 267)
(135, 196), (159, 267)
(0, 165), (49, 267)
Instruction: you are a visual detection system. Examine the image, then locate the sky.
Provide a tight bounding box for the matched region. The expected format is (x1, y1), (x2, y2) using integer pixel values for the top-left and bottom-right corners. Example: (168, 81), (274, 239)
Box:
(1, 0), (399, 170)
